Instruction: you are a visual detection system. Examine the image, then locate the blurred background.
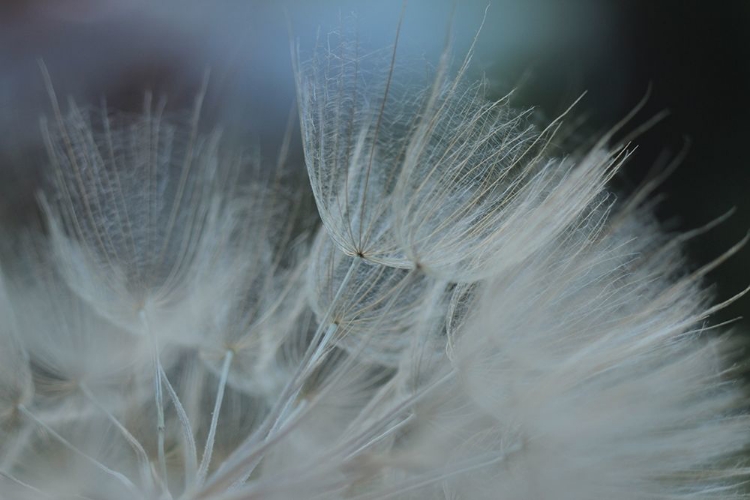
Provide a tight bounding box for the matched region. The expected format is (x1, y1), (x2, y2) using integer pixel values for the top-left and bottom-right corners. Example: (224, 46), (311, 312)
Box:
(0, 0), (748, 326)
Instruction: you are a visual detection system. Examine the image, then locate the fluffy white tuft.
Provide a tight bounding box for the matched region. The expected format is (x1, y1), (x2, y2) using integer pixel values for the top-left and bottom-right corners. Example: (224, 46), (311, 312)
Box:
(0, 15), (747, 500)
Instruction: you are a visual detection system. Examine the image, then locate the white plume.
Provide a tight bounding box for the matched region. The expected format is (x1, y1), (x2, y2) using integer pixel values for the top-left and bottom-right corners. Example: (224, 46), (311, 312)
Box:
(0, 13), (747, 500)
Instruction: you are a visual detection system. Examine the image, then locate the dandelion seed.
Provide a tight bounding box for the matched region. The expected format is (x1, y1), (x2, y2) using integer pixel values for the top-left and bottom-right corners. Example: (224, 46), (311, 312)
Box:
(307, 228), (438, 366)
(296, 21), (625, 282)
(40, 88), (235, 343)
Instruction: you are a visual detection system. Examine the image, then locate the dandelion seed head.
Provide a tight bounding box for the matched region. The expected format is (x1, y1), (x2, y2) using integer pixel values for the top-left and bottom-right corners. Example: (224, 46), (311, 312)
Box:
(40, 100), (238, 342)
(0, 8), (747, 500)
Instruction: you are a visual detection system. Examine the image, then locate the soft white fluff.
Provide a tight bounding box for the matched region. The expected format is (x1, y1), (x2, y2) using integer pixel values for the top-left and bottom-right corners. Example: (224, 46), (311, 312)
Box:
(0, 19), (747, 500)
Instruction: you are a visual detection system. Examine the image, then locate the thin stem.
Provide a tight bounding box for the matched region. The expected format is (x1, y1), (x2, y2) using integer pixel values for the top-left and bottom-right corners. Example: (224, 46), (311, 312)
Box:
(305, 323), (339, 378)
(161, 367), (199, 490)
(196, 350), (234, 486)
(139, 308), (168, 486)
(226, 401), (308, 492)
(344, 413), (414, 461)
(18, 405), (141, 497)
(80, 384), (155, 494)
(0, 470), (51, 498)
(0, 422), (33, 472)
(350, 447), (523, 500)
(200, 258), (360, 497)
